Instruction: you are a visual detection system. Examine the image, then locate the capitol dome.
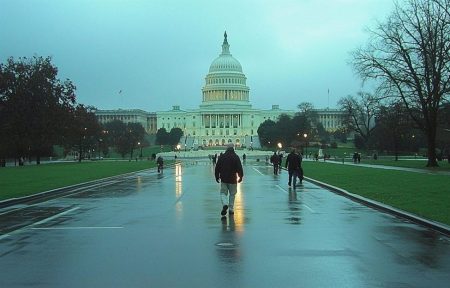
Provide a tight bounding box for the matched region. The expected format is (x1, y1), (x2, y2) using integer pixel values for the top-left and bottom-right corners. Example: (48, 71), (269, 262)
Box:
(209, 45), (243, 73)
(201, 32), (250, 107)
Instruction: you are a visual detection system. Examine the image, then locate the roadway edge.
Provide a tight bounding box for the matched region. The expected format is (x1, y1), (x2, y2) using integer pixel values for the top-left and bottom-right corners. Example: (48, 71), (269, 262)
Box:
(0, 163), (176, 209)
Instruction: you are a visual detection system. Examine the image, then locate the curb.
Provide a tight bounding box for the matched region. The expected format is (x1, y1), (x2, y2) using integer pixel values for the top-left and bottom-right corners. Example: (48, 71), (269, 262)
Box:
(304, 176), (450, 237)
(0, 165), (171, 209)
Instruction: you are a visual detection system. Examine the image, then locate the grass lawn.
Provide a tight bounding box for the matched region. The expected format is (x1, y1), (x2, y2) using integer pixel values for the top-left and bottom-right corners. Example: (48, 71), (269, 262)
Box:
(303, 161), (450, 225)
(0, 160), (159, 201)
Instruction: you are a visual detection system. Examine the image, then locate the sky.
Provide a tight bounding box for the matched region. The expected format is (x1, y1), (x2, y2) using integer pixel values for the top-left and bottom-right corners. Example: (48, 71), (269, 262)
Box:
(0, 0), (395, 112)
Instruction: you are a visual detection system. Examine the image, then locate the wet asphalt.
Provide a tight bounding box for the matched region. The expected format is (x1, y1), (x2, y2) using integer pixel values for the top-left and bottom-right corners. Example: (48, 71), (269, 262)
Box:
(0, 160), (449, 288)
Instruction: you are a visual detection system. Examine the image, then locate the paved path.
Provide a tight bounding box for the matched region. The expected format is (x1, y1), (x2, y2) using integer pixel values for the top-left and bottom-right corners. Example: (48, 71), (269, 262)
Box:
(316, 159), (450, 176)
(0, 160), (449, 287)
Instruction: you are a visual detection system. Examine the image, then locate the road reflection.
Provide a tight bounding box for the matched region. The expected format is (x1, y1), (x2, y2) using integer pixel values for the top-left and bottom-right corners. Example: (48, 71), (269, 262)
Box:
(175, 163), (183, 218)
(216, 183), (245, 271)
(217, 215), (242, 264)
(287, 189), (302, 225)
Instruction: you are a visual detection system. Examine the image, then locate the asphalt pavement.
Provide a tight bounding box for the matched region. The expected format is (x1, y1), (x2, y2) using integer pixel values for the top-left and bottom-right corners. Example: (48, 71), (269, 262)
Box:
(0, 160), (449, 287)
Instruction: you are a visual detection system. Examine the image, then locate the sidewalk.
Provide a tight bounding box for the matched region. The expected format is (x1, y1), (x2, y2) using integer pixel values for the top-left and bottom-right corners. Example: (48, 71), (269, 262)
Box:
(317, 159), (450, 176)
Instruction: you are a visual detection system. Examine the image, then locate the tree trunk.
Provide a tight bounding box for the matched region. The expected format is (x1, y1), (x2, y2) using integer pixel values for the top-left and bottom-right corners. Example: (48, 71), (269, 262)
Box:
(426, 128), (438, 167)
(36, 154), (40, 165)
(78, 144), (82, 163)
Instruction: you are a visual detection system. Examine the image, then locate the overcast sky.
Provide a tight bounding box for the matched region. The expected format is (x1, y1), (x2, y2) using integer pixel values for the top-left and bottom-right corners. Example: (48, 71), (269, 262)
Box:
(0, 0), (395, 112)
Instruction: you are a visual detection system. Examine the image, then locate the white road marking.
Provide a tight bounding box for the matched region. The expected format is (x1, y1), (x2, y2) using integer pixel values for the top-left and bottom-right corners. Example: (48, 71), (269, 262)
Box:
(0, 206), (80, 240)
(252, 167), (264, 175)
(302, 204), (315, 213)
(0, 181), (118, 216)
(0, 234), (11, 240)
(31, 226), (123, 230)
(33, 207), (80, 226)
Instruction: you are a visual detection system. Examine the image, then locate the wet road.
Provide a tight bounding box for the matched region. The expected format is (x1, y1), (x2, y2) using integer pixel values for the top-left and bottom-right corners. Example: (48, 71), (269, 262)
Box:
(0, 160), (449, 287)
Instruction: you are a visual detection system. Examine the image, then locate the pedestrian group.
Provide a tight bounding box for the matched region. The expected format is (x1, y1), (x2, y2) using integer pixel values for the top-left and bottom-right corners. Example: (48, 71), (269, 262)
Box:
(214, 145), (304, 218)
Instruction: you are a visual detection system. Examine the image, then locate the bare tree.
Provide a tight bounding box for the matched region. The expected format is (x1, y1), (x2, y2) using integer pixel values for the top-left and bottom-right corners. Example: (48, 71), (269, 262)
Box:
(297, 102), (318, 125)
(338, 92), (378, 148)
(352, 0), (450, 166)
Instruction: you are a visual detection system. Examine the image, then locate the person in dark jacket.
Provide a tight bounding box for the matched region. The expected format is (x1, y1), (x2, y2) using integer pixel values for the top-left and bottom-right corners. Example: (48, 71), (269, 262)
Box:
(270, 152), (280, 175)
(215, 144), (244, 217)
(156, 156), (164, 173)
(285, 148), (303, 188)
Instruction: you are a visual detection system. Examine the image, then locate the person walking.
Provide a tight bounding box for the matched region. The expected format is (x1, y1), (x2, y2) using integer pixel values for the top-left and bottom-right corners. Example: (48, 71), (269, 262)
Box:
(215, 144), (244, 217)
(278, 152), (283, 174)
(270, 152), (280, 175)
(156, 155), (164, 173)
(285, 148), (303, 189)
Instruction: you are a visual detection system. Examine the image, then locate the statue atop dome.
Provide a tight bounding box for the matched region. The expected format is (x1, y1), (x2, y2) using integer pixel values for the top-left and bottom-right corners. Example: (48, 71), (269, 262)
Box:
(221, 31), (230, 55)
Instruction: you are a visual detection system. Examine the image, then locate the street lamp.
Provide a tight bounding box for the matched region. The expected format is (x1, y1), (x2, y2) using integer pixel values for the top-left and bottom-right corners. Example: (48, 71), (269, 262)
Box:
(277, 142), (282, 150)
(303, 133), (308, 157)
(138, 142), (142, 158)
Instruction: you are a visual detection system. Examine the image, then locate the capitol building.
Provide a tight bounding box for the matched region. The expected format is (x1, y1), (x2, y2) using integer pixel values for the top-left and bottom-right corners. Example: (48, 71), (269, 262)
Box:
(96, 32), (344, 149)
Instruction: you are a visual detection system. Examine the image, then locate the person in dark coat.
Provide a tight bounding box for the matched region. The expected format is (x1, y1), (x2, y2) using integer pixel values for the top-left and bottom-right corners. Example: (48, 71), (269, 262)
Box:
(215, 144), (244, 217)
(156, 156), (164, 173)
(285, 148), (303, 188)
(270, 152), (280, 175)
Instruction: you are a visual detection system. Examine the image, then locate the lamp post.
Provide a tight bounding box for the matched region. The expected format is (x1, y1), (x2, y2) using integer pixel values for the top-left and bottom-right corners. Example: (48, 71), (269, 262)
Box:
(303, 133), (308, 157)
(138, 142), (142, 158)
(277, 142), (282, 150)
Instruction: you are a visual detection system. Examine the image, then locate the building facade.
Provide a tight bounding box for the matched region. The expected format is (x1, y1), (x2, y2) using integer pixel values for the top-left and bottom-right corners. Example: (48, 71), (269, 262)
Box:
(156, 32), (294, 148)
(95, 32), (346, 147)
(314, 108), (344, 132)
(95, 109), (157, 134)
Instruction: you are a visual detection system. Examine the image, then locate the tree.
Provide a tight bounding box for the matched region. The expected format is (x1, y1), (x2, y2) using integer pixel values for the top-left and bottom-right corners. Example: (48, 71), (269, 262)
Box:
(332, 127), (349, 143)
(352, 0), (450, 166)
(338, 92), (378, 148)
(102, 121), (146, 158)
(168, 127), (183, 146)
(297, 102), (318, 125)
(64, 105), (102, 162)
(257, 113), (311, 150)
(103, 120), (128, 158)
(371, 102), (413, 159)
(0, 56), (76, 164)
(257, 119), (277, 147)
(127, 123), (146, 159)
(155, 128), (169, 145)
(436, 103), (450, 157)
